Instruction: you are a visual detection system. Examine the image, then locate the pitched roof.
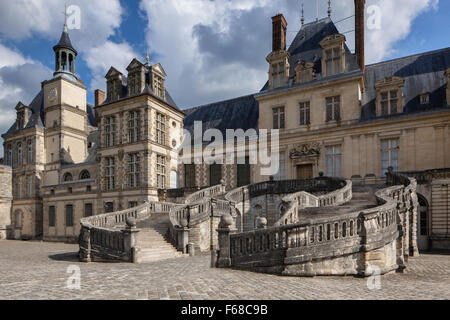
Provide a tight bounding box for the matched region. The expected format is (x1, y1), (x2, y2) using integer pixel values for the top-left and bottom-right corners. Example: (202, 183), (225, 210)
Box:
(361, 47), (450, 121)
(261, 17), (360, 91)
(183, 94), (259, 137)
(53, 29), (77, 55)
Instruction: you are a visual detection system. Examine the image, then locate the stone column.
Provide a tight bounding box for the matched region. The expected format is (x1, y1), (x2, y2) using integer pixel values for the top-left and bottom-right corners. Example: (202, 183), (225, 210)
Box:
(122, 218), (140, 263)
(79, 227), (92, 262)
(176, 218), (189, 254)
(216, 214), (235, 268)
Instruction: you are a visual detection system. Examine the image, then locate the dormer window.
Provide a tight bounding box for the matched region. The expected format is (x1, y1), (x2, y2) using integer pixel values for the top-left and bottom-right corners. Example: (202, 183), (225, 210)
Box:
(320, 34), (346, 77)
(325, 48), (341, 76)
(295, 61), (315, 84)
(375, 76), (405, 116)
(154, 75), (164, 98)
(271, 63), (285, 88)
(420, 93), (430, 105)
(149, 63), (167, 100)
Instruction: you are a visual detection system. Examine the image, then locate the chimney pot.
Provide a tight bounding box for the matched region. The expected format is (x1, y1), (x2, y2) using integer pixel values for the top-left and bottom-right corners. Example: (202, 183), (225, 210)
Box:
(272, 14), (287, 52)
(95, 89), (105, 107)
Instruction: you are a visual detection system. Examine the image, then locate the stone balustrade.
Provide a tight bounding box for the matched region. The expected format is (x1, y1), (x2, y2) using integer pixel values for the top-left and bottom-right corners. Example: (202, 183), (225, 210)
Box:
(217, 172), (419, 277)
(79, 201), (177, 263)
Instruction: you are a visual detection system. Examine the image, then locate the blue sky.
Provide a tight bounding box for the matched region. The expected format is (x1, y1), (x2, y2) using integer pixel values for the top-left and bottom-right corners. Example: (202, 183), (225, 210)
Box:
(0, 0), (448, 157)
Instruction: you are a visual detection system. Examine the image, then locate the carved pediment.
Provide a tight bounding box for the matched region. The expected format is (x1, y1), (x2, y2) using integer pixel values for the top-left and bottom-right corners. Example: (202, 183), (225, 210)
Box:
(105, 67), (123, 79)
(319, 33), (346, 48)
(151, 63), (167, 77)
(290, 142), (321, 159)
(374, 76), (405, 90)
(126, 58), (145, 71)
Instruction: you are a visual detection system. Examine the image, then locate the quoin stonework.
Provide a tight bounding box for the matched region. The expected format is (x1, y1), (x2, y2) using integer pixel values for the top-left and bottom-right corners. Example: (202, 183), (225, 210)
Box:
(1, 1), (449, 276)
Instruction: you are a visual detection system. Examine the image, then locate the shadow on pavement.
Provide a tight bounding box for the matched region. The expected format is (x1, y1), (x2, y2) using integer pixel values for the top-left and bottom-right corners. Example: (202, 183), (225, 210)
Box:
(49, 252), (80, 262)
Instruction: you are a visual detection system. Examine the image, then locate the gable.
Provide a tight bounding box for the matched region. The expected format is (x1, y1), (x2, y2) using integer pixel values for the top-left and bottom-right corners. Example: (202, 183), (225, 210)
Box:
(126, 58), (144, 71)
(151, 63), (167, 77)
(105, 67), (123, 79)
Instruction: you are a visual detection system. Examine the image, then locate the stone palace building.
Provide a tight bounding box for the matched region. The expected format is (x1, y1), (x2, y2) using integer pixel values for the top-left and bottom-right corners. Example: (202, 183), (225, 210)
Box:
(1, 0), (449, 251)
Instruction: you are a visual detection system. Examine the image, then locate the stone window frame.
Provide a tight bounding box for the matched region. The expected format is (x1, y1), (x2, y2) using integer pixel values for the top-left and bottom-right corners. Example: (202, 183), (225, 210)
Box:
(374, 76), (405, 117)
(267, 51), (289, 90)
(127, 153), (141, 189)
(104, 157), (116, 191)
(319, 34), (346, 77)
(48, 205), (56, 227)
(272, 106), (285, 129)
(156, 154), (167, 189)
(420, 92), (430, 105)
(17, 142), (23, 166)
(299, 101), (311, 126)
(325, 145), (342, 177)
(26, 175), (33, 198)
(84, 203), (93, 218)
(104, 115), (117, 148)
(128, 110), (141, 143)
(274, 152), (286, 181)
(325, 95), (341, 122)
(27, 140), (33, 164)
(6, 144), (12, 166)
(65, 204), (74, 227)
(295, 61), (315, 84)
(155, 112), (167, 146)
(79, 170), (91, 180)
(380, 137), (400, 177)
(63, 172), (73, 182)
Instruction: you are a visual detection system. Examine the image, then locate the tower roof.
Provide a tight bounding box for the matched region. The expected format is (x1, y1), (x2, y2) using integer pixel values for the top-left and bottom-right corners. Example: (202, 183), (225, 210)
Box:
(53, 29), (77, 55)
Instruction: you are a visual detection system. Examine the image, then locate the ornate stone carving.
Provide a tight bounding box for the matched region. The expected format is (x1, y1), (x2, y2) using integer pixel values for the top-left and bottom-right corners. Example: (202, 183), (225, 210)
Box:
(289, 142), (321, 159)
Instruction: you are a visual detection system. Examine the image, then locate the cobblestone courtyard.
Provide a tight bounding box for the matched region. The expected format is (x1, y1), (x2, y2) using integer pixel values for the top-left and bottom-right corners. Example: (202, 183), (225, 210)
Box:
(0, 240), (449, 300)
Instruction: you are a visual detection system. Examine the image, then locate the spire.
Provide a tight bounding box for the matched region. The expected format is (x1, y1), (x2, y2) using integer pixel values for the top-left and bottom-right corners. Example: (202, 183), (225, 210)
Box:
(301, 3), (305, 26)
(316, 0), (319, 21)
(328, 0), (332, 18)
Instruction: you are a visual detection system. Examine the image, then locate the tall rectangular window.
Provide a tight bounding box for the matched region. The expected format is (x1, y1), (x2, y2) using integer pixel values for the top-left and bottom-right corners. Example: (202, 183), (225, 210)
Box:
(325, 47), (341, 76)
(274, 153), (286, 181)
(380, 90), (399, 115)
(237, 157), (251, 187)
(273, 107), (285, 129)
(6, 145), (12, 166)
(84, 203), (93, 217)
(17, 143), (23, 166)
(156, 113), (166, 145)
(326, 96), (341, 121)
(105, 157), (115, 190)
(381, 138), (399, 176)
(49, 206), (56, 227)
(105, 202), (114, 213)
(104, 116), (116, 147)
(128, 111), (140, 143)
(326, 145), (342, 177)
(66, 204), (74, 227)
(27, 141), (33, 163)
(299, 101), (310, 126)
(184, 164), (196, 188)
(128, 153), (140, 188)
(154, 76), (164, 98)
(156, 155), (166, 189)
(26, 176), (32, 198)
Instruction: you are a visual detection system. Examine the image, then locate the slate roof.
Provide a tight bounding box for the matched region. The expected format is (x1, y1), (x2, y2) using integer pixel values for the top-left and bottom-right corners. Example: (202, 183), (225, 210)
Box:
(53, 29), (78, 55)
(361, 47), (450, 121)
(261, 17), (360, 91)
(183, 95), (259, 137)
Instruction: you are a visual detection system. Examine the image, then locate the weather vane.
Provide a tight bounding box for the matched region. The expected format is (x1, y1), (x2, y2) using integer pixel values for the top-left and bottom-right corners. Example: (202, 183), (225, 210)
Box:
(328, 0), (332, 18)
(62, 3), (69, 31)
(301, 3), (305, 26)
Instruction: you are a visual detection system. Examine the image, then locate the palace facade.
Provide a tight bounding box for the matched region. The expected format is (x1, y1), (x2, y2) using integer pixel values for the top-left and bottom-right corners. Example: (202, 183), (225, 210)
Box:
(1, 0), (449, 249)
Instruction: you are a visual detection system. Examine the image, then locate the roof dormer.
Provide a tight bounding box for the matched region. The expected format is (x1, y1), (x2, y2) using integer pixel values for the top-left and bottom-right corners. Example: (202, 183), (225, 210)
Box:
(149, 63), (167, 100)
(105, 67), (123, 102)
(15, 102), (31, 130)
(320, 33), (346, 77)
(295, 60), (315, 84)
(374, 76), (406, 116)
(126, 58), (146, 97)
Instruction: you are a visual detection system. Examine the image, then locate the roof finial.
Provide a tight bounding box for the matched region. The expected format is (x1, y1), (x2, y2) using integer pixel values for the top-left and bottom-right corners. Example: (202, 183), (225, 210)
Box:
(316, 0), (319, 22)
(146, 51), (150, 65)
(328, 0), (332, 18)
(301, 3), (305, 26)
(62, 3), (69, 32)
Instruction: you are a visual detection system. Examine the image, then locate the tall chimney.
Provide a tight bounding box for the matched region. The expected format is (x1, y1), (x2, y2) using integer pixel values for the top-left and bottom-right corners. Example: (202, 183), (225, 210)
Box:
(272, 14), (287, 52)
(95, 89), (105, 107)
(354, 0), (365, 71)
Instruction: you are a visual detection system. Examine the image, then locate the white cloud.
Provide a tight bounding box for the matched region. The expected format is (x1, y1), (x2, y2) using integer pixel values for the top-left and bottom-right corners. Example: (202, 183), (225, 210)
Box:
(139, 0), (438, 108)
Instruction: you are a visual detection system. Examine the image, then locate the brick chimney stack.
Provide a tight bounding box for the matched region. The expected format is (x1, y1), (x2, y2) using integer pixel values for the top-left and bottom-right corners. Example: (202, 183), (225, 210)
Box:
(354, 0), (366, 71)
(272, 14), (287, 52)
(95, 89), (105, 107)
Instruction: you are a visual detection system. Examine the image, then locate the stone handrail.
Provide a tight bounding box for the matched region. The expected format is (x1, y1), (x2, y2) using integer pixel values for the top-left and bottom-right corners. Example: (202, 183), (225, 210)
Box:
(79, 201), (177, 262)
(275, 180), (353, 227)
(399, 168), (450, 184)
(216, 172), (417, 276)
(185, 184), (226, 204)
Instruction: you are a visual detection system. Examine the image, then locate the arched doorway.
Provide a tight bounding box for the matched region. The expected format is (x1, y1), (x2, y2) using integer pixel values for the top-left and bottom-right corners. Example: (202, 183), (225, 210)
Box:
(417, 195), (430, 251)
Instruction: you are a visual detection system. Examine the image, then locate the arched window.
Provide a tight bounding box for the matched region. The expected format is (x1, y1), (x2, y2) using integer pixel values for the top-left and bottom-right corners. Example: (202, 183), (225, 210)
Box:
(63, 172), (73, 182)
(6, 145), (12, 166)
(79, 170), (91, 180)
